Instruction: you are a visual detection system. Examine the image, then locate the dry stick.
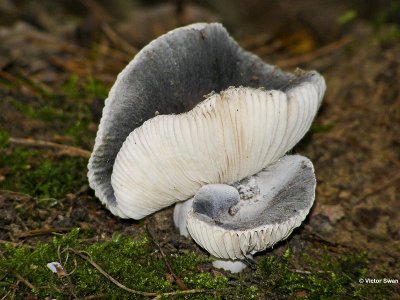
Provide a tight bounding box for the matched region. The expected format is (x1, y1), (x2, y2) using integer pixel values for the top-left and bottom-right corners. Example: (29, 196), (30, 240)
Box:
(66, 248), (209, 298)
(146, 225), (187, 290)
(276, 36), (353, 68)
(10, 281), (19, 300)
(0, 190), (32, 198)
(0, 240), (22, 247)
(0, 290), (11, 300)
(290, 269), (312, 275)
(9, 137), (91, 159)
(14, 227), (73, 238)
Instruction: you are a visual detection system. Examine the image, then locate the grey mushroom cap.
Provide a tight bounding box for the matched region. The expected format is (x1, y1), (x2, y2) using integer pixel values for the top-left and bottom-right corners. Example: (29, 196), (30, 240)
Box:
(186, 154), (316, 260)
(87, 22), (325, 219)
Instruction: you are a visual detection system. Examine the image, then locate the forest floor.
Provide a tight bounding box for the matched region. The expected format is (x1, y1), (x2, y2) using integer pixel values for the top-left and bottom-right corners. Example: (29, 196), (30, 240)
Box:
(0, 1), (399, 299)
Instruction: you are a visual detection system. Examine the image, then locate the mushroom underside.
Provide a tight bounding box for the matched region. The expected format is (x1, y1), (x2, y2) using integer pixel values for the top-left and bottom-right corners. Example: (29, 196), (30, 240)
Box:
(87, 22), (325, 218)
(110, 85), (322, 219)
(185, 154), (316, 260)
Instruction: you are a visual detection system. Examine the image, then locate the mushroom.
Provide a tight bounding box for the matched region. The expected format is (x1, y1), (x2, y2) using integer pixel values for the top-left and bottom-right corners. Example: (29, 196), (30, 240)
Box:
(88, 23), (325, 271)
(186, 154), (315, 272)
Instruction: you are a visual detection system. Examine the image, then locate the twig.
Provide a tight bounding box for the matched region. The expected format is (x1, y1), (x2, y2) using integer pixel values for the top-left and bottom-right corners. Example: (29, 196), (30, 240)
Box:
(0, 290), (11, 300)
(66, 247), (210, 298)
(0, 240), (21, 247)
(146, 225), (187, 290)
(68, 248), (154, 296)
(14, 273), (36, 290)
(276, 36), (353, 68)
(9, 137), (91, 158)
(0, 190), (32, 198)
(10, 280), (19, 300)
(14, 227), (73, 238)
(290, 269), (312, 274)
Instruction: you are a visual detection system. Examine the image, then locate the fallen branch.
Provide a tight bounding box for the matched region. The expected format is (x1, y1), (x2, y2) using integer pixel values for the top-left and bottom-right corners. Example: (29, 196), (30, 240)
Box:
(66, 247), (211, 298)
(276, 36), (353, 68)
(9, 137), (91, 159)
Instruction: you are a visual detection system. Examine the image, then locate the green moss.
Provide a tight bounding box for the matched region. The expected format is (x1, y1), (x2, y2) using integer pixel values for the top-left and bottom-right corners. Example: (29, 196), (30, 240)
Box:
(0, 129), (9, 148)
(0, 229), (80, 298)
(0, 230), (228, 299)
(337, 9), (358, 26)
(63, 74), (80, 100)
(170, 252), (207, 274)
(310, 122), (335, 134)
(7, 96), (65, 122)
(63, 75), (110, 145)
(63, 74), (109, 100)
(0, 144), (87, 199)
(376, 24), (400, 46)
(84, 76), (109, 99)
(372, 1), (400, 29)
(370, 2), (400, 47)
(4, 74), (110, 147)
(0, 230), (395, 299)
(20, 157), (87, 199)
(256, 248), (392, 299)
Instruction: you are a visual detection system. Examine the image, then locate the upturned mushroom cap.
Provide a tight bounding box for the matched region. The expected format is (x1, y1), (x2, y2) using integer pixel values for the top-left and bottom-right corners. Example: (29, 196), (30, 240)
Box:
(186, 154), (316, 260)
(87, 23), (325, 219)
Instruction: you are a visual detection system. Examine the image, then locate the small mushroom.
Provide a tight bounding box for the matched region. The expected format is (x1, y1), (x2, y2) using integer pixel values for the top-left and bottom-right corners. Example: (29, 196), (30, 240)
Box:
(186, 155), (315, 263)
(87, 23), (325, 271)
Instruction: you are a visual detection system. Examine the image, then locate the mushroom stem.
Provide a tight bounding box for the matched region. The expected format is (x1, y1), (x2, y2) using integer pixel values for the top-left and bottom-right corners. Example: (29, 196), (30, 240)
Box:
(212, 255), (253, 273)
(173, 198), (193, 238)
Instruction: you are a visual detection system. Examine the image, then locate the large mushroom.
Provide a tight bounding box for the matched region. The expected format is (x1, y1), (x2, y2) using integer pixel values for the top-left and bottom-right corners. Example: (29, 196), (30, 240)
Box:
(88, 23), (325, 271)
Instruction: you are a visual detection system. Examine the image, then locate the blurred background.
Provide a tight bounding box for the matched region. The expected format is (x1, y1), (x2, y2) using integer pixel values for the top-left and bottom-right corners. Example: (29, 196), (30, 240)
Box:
(0, 0), (399, 299)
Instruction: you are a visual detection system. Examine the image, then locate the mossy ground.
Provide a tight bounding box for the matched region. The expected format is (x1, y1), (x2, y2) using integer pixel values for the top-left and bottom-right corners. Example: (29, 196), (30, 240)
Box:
(1, 1), (399, 299)
(0, 229), (392, 299)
